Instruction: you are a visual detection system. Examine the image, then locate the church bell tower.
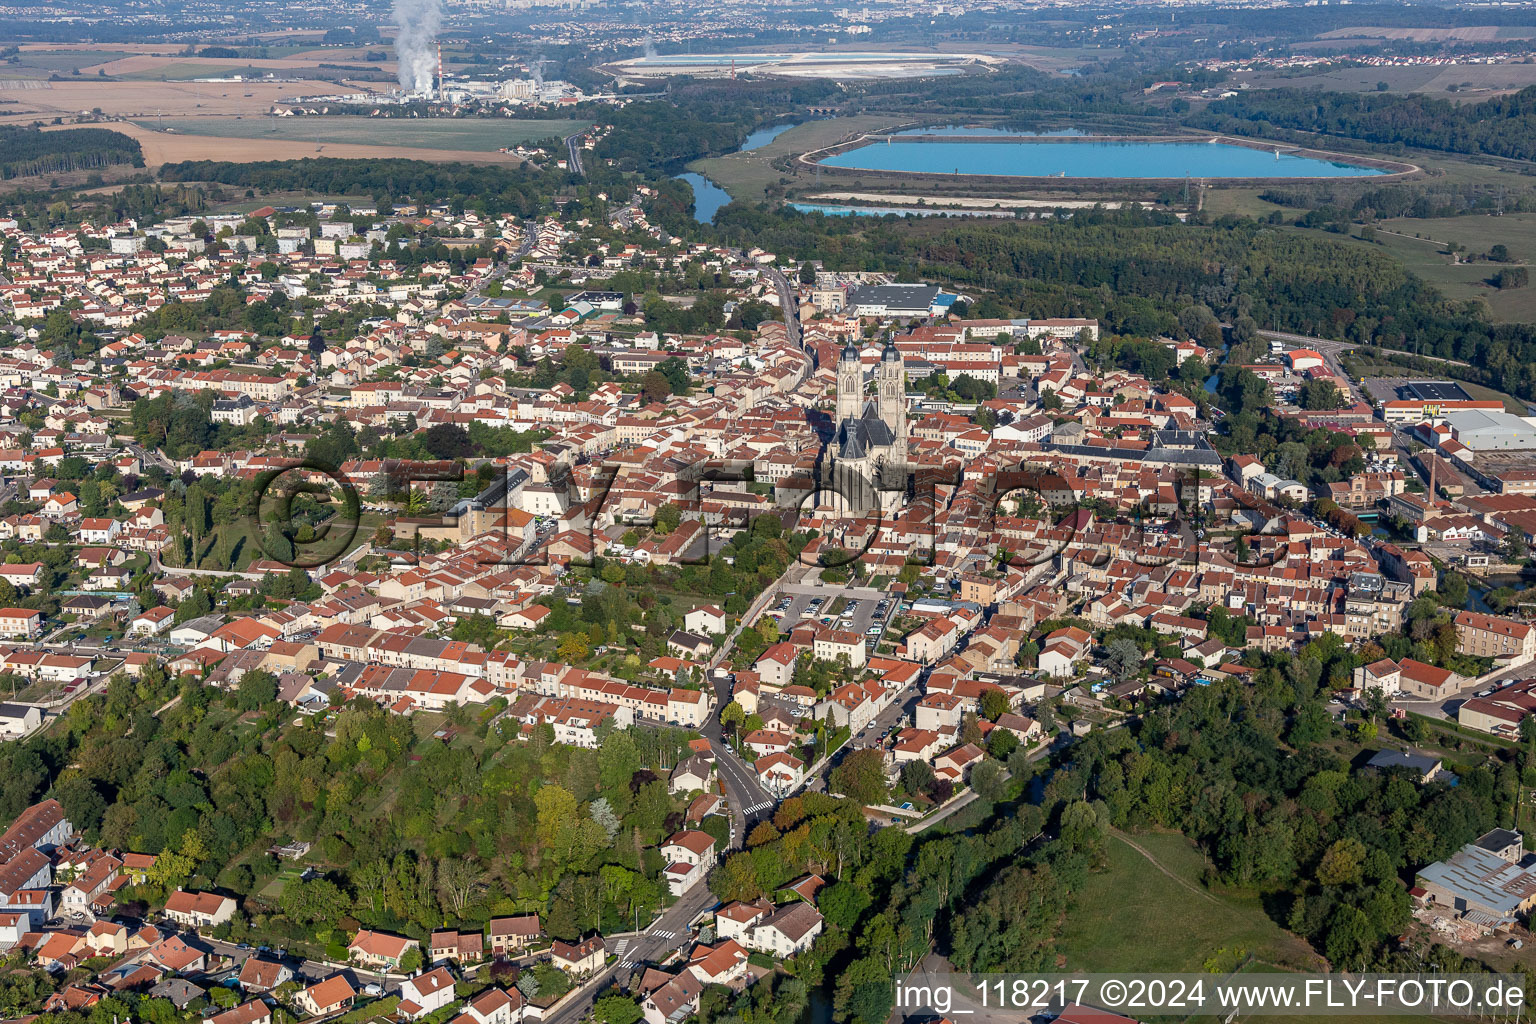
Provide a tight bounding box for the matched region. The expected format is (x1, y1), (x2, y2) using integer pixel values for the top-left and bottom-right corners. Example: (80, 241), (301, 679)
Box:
(877, 336), (907, 461)
(836, 339), (862, 423)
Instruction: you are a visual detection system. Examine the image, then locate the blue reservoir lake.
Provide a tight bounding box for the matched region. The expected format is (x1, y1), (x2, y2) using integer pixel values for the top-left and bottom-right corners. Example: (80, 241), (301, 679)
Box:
(818, 138), (1388, 179)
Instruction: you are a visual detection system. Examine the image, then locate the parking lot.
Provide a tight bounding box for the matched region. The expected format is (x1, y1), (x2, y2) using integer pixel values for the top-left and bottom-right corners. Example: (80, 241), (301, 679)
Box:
(770, 582), (895, 646)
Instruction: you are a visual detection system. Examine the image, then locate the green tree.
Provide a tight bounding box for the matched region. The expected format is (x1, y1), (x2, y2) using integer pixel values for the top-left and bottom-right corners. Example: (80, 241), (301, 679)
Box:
(557, 633), (590, 662)
(900, 759), (934, 794)
(1104, 637), (1143, 680)
(654, 503), (682, 535)
(236, 670), (278, 711)
(281, 877), (349, 925)
(594, 995), (643, 1024)
(979, 688), (1011, 722)
(1317, 837), (1366, 887)
(720, 700), (746, 734)
(1300, 379), (1347, 411)
(830, 749), (888, 806)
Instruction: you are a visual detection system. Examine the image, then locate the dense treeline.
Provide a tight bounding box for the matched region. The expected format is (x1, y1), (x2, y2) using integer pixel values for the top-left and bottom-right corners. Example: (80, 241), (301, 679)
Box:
(595, 99), (771, 175)
(0, 182), (207, 231)
(0, 660), (699, 957)
(859, 66), (1161, 121)
(588, 78), (839, 175)
(157, 157), (570, 218)
(704, 203), (1536, 401)
(0, 126), (143, 180)
(1070, 658), (1507, 970)
(1195, 85), (1536, 163)
(1259, 181), (1536, 221)
(710, 204), (1423, 336)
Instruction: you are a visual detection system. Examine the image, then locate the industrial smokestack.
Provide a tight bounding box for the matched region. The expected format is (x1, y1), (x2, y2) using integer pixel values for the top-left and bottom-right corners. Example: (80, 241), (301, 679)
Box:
(392, 0), (443, 96)
(438, 41), (443, 101)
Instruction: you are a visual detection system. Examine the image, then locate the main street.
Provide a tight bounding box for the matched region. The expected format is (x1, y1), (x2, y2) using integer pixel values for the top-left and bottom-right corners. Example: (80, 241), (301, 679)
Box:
(761, 265), (802, 349)
(702, 666), (778, 843)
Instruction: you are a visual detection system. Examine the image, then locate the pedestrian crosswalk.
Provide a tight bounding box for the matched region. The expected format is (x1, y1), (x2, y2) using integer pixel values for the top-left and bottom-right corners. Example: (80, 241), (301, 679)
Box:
(651, 928), (679, 939)
(611, 939), (630, 959)
(744, 800), (773, 814)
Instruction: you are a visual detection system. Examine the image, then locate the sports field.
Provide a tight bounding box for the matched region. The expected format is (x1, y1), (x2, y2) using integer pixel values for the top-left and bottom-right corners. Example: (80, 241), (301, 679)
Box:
(131, 115), (585, 152)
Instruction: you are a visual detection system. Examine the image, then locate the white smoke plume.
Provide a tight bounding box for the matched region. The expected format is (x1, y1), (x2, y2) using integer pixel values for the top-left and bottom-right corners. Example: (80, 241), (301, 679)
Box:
(642, 36), (657, 59)
(393, 0), (443, 95)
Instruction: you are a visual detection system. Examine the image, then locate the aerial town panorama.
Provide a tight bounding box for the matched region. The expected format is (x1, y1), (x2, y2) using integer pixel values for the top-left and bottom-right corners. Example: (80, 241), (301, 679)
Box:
(11, 0), (1536, 1023)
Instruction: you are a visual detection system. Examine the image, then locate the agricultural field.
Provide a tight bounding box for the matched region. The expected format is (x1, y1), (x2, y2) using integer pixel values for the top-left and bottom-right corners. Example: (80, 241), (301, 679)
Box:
(0, 79), (370, 127)
(111, 61), (299, 81)
(1315, 25), (1536, 42)
(1236, 61), (1536, 99)
(1364, 214), (1536, 322)
(0, 49), (140, 78)
(1248, 204), (1536, 324)
(132, 115), (585, 152)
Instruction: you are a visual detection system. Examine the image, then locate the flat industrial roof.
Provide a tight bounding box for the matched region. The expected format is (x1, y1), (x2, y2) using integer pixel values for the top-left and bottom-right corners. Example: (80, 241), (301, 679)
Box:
(1404, 380), (1472, 402)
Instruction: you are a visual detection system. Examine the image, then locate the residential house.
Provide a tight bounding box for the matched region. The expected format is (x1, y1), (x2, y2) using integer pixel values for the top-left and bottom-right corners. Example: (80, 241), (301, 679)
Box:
(236, 956), (293, 994)
(488, 915), (542, 956)
(163, 890), (236, 930)
(399, 967), (457, 1020)
(208, 1000), (272, 1024)
(349, 928), (418, 969)
(456, 986), (526, 1024)
(430, 929), (484, 965)
(685, 938), (749, 987)
(1454, 610), (1536, 662)
(684, 605), (728, 635)
(296, 975), (357, 1016)
(550, 936), (604, 978)
(0, 609), (42, 639)
(0, 702), (42, 740)
(1038, 626), (1091, 678)
(743, 902), (823, 958)
(661, 830), (717, 896)
(668, 753), (714, 795)
(755, 751), (805, 797)
(641, 971), (703, 1024)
